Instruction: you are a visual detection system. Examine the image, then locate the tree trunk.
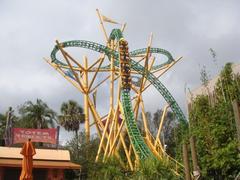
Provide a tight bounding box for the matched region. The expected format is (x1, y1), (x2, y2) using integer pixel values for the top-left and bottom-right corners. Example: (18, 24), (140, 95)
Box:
(37, 118), (43, 147)
(190, 136), (200, 179)
(183, 143), (191, 180)
(232, 100), (240, 150)
(75, 130), (79, 158)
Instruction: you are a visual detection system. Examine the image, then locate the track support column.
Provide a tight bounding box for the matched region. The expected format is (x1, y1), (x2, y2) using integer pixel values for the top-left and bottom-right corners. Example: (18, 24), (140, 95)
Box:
(84, 56), (90, 142)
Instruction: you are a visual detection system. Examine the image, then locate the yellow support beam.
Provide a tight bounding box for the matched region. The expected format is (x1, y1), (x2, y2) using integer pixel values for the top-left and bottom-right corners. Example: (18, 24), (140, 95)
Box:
(154, 105), (169, 148)
(95, 108), (112, 162)
(83, 56), (90, 142)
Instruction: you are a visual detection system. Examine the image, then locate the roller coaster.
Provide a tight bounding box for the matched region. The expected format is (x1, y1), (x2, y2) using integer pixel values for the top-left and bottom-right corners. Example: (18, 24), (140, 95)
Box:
(46, 11), (187, 177)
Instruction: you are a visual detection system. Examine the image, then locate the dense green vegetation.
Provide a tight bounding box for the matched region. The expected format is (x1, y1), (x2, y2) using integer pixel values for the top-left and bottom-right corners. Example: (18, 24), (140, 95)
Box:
(0, 113), (7, 138)
(189, 63), (240, 179)
(65, 132), (177, 179)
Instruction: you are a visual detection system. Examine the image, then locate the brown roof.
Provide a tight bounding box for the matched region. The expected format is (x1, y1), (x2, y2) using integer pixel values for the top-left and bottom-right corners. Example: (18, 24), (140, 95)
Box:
(0, 158), (80, 169)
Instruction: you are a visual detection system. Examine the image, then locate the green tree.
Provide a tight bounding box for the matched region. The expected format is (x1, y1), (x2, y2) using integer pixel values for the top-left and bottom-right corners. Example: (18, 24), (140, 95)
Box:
(65, 132), (101, 179)
(66, 133), (178, 179)
(200, 65), (210, 87)
(132, 158), (177, 180)
(215, 63), (240, 102)
(189, 63), (240, 179)
(0, 113), (7, 138)
(18, 99), (56, 129)
(58, 100), (85, 138)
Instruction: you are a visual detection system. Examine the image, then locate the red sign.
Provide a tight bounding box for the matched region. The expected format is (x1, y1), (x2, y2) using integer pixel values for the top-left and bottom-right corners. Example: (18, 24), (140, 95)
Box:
(12, 128), (57, 144)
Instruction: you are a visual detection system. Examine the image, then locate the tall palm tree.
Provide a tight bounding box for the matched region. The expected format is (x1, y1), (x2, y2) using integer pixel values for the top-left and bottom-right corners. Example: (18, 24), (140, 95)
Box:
(58, 100), (85, 138)
(18, 99), (56, 129)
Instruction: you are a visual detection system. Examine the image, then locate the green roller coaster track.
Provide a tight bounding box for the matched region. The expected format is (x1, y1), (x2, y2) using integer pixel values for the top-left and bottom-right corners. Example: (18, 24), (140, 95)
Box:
(50, 29), (187, 161)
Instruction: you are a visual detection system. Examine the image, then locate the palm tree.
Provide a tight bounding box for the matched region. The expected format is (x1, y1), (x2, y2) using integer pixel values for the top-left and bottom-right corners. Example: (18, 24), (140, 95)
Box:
(58, 100), (85, 138)
(18, 99), (56, 129)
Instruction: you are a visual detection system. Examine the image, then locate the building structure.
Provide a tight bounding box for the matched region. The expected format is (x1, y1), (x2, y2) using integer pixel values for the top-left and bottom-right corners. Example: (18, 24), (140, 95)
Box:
(0, 146), (80, 179)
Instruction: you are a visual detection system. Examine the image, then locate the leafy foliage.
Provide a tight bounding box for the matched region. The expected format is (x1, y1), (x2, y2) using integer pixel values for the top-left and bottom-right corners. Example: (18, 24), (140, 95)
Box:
(65, 132), (101, 179)
(66, 132), (178, 179)
(200, 65), (210, 87)
(215, 63), (240, 102)
(58, 100), (85, 136)
(0, 108), (18, 139)
(189, 63), (240, 179)
(0, 113), (7, 138)
(18, 99), (56, 129)
(131, 158), (177, 180)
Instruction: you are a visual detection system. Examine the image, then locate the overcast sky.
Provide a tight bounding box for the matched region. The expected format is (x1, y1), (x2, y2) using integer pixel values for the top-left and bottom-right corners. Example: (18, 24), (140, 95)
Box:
(1, 0), (240, 142)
